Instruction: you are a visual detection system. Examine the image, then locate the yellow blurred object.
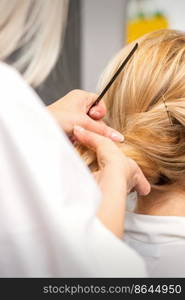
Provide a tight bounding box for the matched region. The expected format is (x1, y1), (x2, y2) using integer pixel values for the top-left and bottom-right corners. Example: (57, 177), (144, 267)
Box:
(127, 12), (169, 43)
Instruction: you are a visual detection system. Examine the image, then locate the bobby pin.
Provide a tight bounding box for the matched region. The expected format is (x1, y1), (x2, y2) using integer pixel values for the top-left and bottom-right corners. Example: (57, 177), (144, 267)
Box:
(162, 95), (173, 126)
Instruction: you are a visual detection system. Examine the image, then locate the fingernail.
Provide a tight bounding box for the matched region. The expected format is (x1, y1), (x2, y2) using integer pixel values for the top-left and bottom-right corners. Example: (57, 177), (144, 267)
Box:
(110, 132), (124, 142)
(74, 125), (85, 133)
(90, 109), (100, 118)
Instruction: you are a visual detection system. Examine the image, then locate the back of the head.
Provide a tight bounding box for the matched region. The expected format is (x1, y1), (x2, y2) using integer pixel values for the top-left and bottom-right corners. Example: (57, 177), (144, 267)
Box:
(0, 0), (68, 86)
(80, 29), (185, 190)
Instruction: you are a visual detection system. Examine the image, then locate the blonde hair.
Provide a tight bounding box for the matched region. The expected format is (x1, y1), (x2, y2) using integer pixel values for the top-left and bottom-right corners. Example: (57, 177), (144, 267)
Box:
(0, 0), (68, 86)
(79, 29), (185, 189)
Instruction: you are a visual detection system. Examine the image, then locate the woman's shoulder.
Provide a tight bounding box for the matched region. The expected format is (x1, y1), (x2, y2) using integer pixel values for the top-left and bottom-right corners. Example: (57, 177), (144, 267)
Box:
(0, 61), (19, 72)
(124, 211), (185, 277)
(0, 62), (39, 104)
(0, 62), (23, 87)
(125, 211), (185, 242)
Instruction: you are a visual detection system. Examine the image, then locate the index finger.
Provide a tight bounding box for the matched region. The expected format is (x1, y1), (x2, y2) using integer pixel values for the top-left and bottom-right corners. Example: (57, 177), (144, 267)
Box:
(88, 101), (106, 120)
(134, 166), (151, 196)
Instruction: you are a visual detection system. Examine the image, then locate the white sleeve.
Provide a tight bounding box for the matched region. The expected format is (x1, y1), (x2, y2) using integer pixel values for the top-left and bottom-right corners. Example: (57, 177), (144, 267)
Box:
(0, 63), (147, 277)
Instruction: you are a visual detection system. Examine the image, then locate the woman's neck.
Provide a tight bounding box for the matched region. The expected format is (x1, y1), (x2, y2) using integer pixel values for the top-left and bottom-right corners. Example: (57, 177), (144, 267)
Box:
(135, 185), (185, 216)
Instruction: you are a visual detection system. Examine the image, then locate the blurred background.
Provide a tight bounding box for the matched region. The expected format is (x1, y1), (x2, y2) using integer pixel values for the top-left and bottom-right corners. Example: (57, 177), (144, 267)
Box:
(37, 0), (185, 105)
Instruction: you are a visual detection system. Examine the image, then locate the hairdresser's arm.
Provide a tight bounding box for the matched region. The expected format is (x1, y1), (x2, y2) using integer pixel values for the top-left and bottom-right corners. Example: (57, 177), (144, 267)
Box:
(48, 89), (124, 142)
(74, 126), (151, 239)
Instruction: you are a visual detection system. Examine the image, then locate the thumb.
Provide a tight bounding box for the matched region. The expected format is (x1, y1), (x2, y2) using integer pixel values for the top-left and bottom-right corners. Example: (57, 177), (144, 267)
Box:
(73, 125), (109, 152)
(81, 117), (124, 143)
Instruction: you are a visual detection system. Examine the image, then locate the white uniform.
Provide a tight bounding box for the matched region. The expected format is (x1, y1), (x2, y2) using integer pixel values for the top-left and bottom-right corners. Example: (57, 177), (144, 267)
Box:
(124, 211), (185, 277)
(0, 62), (146, 277)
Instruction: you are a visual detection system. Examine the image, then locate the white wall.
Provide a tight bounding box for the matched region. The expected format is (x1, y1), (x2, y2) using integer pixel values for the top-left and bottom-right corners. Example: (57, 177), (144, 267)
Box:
(81, 0), (127, 92)
(154, 0), (185, 30)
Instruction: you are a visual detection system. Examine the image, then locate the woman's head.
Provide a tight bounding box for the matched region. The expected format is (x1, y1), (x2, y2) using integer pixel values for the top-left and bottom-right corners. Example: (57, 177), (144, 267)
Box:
(81, 29), (185, 190)
(0, 0), (68, 86)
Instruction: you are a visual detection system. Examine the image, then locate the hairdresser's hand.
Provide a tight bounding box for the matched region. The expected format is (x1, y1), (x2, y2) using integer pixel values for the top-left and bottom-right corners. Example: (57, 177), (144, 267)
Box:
(48, 89), (124, 142)
(73, 125), (150, 238)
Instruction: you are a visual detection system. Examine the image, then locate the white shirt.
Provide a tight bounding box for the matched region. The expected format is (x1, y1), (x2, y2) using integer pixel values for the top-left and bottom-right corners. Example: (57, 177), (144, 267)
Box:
(124, 211), (185, 277)
(0, 62), (146, 277)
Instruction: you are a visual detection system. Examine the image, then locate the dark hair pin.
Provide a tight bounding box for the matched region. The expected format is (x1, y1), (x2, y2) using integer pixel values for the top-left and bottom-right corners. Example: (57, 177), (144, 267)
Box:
(88, 43), (138, 115)
(162, 96), (173, 126)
